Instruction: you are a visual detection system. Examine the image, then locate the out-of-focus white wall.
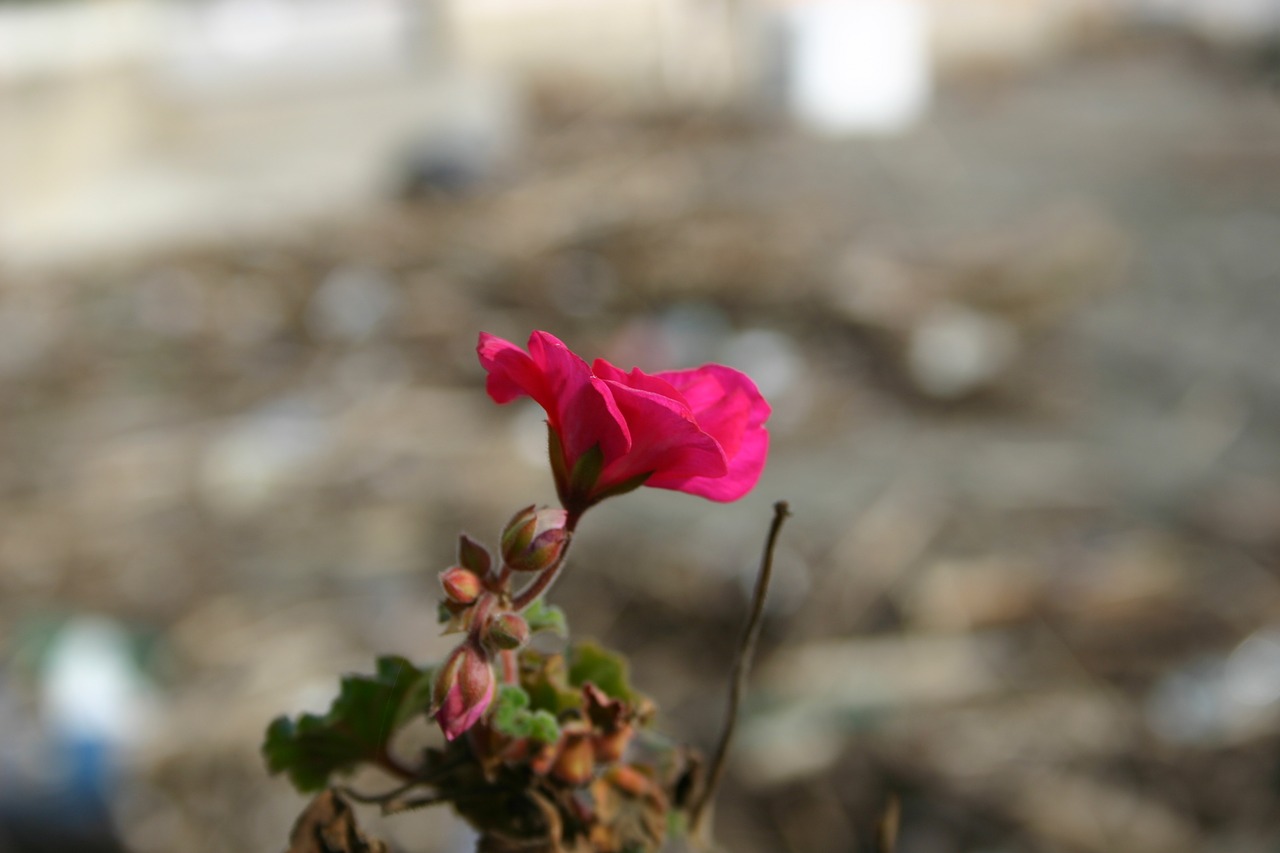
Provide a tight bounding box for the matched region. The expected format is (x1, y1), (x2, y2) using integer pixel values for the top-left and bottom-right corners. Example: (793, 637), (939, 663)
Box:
(3, 0), (1275, 270)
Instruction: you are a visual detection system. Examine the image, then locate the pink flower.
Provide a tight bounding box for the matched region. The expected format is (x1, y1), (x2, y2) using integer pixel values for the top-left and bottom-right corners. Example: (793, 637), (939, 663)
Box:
(478, 331), (770, 512)
(432, 641), (495, 741)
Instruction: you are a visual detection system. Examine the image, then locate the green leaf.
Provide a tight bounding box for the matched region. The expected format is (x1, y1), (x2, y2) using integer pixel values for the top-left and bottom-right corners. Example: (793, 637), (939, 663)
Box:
(494, 683), (530, 715)
(494, 708), (534, 738)
(527, 710), (561, 744)
(262, 655), (434, 793)
(569, 641), (633, 702)
(521, 651), (582, 716)
(524, 599), (568, 637)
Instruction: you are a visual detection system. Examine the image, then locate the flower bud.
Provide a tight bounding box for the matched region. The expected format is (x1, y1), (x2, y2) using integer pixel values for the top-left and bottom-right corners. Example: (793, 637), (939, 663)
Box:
(440, 566), (483, 605)
(485, 611), (530, 651)
(433, 641), (495, 741)
(501, 506), (569, 573)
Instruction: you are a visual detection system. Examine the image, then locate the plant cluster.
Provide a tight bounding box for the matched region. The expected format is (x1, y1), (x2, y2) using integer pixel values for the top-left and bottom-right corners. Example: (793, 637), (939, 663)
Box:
(264, 331), (779, 853)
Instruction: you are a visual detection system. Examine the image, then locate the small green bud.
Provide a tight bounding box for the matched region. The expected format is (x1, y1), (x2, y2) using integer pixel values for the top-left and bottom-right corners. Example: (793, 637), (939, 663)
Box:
(501, 506), (569, 573)
(485, 612), (530, 651)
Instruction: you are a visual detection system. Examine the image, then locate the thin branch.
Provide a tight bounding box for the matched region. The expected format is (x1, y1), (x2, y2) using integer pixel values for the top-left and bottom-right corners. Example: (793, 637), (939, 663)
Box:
(338, 777), (424, 806)
(381, 792), (452, 815)
(689, 500), (791, 833)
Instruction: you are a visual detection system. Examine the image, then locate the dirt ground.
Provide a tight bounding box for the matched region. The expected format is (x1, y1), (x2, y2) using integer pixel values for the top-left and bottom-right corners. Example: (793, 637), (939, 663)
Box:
(1, 39), (1279, 853)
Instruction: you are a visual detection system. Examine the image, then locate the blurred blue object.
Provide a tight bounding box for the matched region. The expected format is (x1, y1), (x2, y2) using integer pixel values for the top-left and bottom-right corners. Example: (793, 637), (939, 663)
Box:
(0, 617), (149, 853)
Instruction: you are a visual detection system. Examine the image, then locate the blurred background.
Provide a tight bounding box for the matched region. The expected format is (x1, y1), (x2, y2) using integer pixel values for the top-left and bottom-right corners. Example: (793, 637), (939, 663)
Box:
(2, 0), (1280, 851)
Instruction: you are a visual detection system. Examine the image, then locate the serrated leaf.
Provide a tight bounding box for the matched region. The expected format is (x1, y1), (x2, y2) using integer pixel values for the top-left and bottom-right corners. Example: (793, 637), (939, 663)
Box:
(263, 655), (434, 793)
(524, 599), (568, 637)
(494, 708), (534, 739)
(527, 710), (560, 744)
(569, 642), (633, 702)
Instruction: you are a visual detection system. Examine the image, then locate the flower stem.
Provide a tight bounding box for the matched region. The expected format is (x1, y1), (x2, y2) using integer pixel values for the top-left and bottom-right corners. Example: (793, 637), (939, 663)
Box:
(510, 512), (580, 611)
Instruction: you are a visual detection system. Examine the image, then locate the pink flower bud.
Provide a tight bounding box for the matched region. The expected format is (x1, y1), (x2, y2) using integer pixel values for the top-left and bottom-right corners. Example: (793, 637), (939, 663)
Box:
(432, 641), (495, 741)
(500, 506), (569, 573)
(484, 611), (530, 651)
(440, 566), (483, 605)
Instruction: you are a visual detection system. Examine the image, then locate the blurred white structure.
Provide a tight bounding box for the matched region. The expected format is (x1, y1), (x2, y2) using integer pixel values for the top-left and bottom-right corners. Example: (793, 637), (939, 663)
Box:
(780, 0), (931, 135)
(1, 0), (1273, 268)
(0, 0), (514, 268)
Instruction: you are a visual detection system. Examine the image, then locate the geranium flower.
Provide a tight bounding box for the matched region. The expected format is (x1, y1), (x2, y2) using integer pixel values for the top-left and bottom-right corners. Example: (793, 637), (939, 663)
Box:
(478, 331), (770, 513)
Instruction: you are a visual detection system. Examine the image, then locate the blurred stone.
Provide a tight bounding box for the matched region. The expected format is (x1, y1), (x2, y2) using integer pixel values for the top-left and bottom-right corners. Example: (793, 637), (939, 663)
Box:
(1057, 530), (1189, 620)
(905, 556), (1043, 630)
(0, 286), (64, 376)
(759, 632), (1020, 715)
(828, 204), (1128, 400)
(135, 267), (207, 340)
(1148, 626), (1280, 746)
(907, 303), (1017, 399)
(306, 265), (400, 344)
(1008, 770), (1200, 853)
(198, 400), (333, 516)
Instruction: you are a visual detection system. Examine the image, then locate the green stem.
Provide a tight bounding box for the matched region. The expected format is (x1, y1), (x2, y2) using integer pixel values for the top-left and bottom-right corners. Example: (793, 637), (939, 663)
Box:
(510, 512), (580, 611)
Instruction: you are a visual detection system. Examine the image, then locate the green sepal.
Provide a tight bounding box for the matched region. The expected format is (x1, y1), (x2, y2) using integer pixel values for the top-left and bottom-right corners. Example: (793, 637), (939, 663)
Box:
(568, 444), (605, 504)
(588, 471), (652, 503)
(524, 599), (568, 637)
(547, 425), (572, 507)
(458, 534), (492, 576)
(262, 655), (434, 793)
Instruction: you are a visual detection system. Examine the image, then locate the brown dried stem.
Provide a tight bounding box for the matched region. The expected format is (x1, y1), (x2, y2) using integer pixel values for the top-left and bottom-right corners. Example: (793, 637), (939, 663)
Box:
(688, 500), (791, 835)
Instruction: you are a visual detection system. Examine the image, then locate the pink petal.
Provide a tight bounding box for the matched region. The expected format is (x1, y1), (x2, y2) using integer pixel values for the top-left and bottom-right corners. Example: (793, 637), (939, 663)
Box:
(528, 332), (630, 466)
(478, 333), (548, 405)
(592, 359), (690, 408)
(596, 380), (727, 490)
(650, 424), (769, 502)
(478, 332), (630, 468)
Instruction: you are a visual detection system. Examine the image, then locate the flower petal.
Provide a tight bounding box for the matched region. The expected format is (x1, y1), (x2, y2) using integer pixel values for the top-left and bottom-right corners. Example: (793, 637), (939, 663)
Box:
(528, 332), (630, 466)
(478, 332), (630, 468)
(596, 380), (728, 491)
(650, 424), (769, 502)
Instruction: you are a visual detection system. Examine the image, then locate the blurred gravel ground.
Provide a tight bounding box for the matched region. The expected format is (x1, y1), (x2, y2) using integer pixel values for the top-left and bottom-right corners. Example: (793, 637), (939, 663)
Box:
(2, 41), (1279, 853)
